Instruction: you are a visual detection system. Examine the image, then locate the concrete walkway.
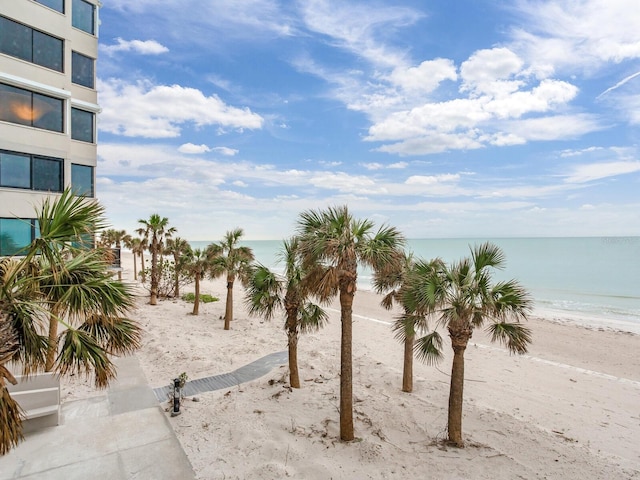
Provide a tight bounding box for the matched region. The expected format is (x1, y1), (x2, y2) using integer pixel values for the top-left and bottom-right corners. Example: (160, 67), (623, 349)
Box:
(1, 351), (289, 479)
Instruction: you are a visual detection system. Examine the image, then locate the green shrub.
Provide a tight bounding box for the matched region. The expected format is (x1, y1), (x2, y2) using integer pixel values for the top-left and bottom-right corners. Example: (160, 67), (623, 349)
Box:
(182, 293), (219, 303)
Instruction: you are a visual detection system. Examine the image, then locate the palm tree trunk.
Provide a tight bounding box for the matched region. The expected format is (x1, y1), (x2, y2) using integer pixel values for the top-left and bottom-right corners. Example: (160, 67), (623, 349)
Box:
(402, 333), (414, 393)
(173, 254), (180, 298)
(140, 251), (146, 283)
(339, 284), (355, 441)
(192, 274), (200, 315)
(447, 326), (472, 447)
(45, 309), (59, 372)
(150, 248), (158, 305)
(223, 276), (234, 330)
(133, 252), (138, 280)
(286, 320), (300, 388)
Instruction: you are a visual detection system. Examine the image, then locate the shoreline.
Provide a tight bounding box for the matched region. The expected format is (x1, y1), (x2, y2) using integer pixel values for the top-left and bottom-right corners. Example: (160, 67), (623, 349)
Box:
(61, 252), (640, 479)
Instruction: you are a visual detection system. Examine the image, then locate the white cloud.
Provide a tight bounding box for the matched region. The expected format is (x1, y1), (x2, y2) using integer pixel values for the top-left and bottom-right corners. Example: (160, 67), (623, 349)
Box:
(564, 161), (640, 183)
(178, 143), (211, 154)
(100, 38), (169, 55)
(510, 0), (640, 74)
(460, 47), (524, 96)
(388, 58), (457, 93)
(98, 79), (264, 138)
(212, 147), (239, 156)
(503, 114), (602, 142)
(406, 174), (460, 185)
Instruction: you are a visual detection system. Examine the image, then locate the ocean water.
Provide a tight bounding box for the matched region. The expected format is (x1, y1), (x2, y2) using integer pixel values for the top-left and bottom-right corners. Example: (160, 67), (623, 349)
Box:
(190, 237), (640, 333)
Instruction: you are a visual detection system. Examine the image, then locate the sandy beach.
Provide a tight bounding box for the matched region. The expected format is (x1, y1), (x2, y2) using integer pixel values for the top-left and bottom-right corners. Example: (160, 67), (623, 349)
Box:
(62, 252), (640, 479)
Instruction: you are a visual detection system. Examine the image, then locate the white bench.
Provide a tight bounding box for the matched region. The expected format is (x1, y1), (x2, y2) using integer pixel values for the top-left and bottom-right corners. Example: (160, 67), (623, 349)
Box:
(6, 372), (60, 433)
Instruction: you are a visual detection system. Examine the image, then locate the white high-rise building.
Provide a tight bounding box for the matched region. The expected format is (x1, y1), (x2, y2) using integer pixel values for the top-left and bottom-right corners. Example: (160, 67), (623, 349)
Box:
(0, 0), (100, 255)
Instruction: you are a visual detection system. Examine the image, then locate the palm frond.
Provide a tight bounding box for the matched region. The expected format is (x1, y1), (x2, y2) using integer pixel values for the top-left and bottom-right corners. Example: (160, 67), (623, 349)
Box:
(298, 303), (328, 334)
(0, 386), (24, 455)
(79, 316), (143, 356)
(414, 331), (444, 365)
(244, 265), (283, 319)
(486, 322), (532, 354)
(56, 329), (116, 389)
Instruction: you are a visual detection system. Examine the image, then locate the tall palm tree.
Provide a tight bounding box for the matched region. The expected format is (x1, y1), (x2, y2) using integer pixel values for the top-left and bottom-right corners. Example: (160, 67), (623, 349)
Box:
(137, 215), (175, 305)
(165, 237), (191, 298)
(296, 205), (405, 441)
(0, 189), (142, 453)
(211, 228), (254, 330)
(404, 242), (532, 447)
(245, 237), (328, 388)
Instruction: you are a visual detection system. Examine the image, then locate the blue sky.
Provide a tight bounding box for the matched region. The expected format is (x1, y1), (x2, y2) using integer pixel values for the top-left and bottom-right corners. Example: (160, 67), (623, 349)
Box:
(95, 0), (640, 240)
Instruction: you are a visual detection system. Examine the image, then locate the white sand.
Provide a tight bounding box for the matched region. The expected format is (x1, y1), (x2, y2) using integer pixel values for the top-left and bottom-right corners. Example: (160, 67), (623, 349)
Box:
(65, 252), (640, 479)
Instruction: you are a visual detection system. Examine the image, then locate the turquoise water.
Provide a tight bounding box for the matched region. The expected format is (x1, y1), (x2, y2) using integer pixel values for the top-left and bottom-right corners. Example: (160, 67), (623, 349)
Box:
(190, 237), (640, 332)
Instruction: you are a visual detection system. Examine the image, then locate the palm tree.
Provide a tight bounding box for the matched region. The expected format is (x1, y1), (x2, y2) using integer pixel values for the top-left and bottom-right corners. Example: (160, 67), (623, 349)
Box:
(0, 189), (142, 453)
(296, 205), (405, 441)
(374, 253), (445, 393)
(404, 242), (532, 447)
(165, 237), (191, 298)
(210, 228), (254, 330)
(184, 248), (214, 315)
(101, 229), (129, 280)
(137, 215), (175, 305)
(245, 237), (328, 388)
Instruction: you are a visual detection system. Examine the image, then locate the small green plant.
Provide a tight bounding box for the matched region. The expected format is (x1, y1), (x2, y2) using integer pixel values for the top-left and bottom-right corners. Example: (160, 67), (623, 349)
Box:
(182, 293), (219, 303)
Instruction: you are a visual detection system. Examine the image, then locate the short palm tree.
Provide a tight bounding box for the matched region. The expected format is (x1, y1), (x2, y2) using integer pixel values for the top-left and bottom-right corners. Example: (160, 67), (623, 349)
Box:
(404, 242), (532, 447)
(165, 237), (191, 298)
(296, 205), (405, 441)
(210, 228), (255, 330)
(374, 253), (445, 393)
(245, 237), (328, 388)
(184, 248), (215, 315)
(0, 189), (141, 454)
(137, 215), (175, 305)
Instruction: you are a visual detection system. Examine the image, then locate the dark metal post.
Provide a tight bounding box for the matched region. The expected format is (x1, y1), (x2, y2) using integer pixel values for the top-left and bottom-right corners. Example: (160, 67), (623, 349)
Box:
(171, 377), (181, 417)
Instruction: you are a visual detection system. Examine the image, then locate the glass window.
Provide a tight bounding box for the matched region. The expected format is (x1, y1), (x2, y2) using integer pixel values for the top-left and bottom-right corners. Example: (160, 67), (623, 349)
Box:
(71, 108), (94, 142)
(0, 16), (63, 72)
(33, 30), (63, 72)
(72, 0), (95, 35)
(0, 83), (32, 127)
(71, 164), (94, 197)
(0, 151), (30, 188)
(71, 51), (94, 88)
(0, 16), (31, 62)
(33, 156), (63, 192)
(0, 218), (34, 256)
(35, 0), (65, 13)
(0, 84), (64, 132)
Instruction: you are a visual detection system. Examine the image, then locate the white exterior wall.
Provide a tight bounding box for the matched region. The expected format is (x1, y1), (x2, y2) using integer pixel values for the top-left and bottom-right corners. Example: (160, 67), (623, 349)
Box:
(0, 0), (100, 220)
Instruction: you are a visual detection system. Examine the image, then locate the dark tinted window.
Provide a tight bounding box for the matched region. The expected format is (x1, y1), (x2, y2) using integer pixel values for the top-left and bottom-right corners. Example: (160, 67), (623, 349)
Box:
(33, 30), (63, 72)
(72, 0), (95, 35)
(0, 151), (30, 188)
(35, 0), (65, 13)
(33, 156), (63, 192)
(0, 218), (34, 256)
(71, 164), (94, 197)
(72, 51), (94, 88)
(0, 83), (32, 127)
(0, 16), (31, 62)
(71, 108), (94, 142)
(0, 16), (63, 72)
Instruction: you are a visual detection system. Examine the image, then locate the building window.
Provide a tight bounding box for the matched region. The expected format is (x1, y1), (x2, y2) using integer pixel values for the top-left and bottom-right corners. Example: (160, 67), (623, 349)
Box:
(0, 83), (64, 133)
(0, 16), (63, 72)
(35, 0), (65, 13)
(0, 218), (36, 256)
(72, 0), (95, 35)
(0, 150), (63, 193)
(33, 156), (63, 191)
(71, 164), (94, 197)
(71, 108), (94, 142)
(71, 51), (94, 88)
